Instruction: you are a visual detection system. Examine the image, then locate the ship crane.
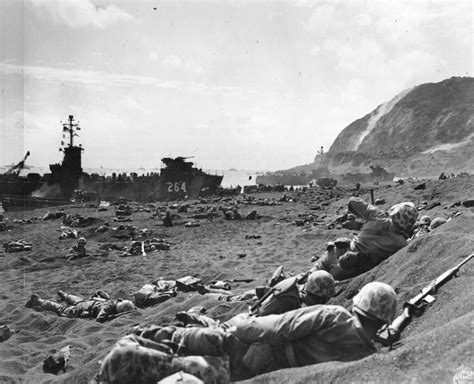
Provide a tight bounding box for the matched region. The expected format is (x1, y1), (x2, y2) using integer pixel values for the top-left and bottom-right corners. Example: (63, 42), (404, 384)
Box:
(3, 151), (30, 176)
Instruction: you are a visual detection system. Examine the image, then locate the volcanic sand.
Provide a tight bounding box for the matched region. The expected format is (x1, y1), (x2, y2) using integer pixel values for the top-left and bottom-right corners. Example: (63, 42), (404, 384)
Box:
(0, 176), (473, 384)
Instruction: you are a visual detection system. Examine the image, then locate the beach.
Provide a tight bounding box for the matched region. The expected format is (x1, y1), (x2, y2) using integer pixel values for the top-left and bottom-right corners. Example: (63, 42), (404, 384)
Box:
(0, 176), (473, 383)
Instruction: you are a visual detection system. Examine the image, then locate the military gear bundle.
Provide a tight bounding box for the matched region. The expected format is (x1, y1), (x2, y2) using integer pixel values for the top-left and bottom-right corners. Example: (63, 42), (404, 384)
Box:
(250, 277), (301, 317)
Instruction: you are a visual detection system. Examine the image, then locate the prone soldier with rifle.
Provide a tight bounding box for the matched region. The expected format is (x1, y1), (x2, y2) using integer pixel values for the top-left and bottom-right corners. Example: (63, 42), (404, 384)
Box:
(249, 267), (336, 317)
(99, 281), (399, 382)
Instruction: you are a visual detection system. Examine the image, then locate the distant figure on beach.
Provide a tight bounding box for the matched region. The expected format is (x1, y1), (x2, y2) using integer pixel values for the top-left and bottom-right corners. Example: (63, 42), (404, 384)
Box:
(3, 239), (32, 253)
(163, 211), (173, 227)
(411, 215), (432, 239)
(25, 290), (135, 322)
(313, 197), (418, 280)
(96, 282), (397, 383)
(66, 237), (89, 260)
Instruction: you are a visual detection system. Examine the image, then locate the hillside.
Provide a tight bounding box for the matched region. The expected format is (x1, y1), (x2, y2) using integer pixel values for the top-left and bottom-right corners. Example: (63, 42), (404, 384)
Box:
(325, 76), (474, 177)
(281, 77), (474, 179)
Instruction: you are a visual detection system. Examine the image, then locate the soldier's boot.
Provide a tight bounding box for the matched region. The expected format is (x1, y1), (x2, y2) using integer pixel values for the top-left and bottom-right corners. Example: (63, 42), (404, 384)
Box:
(25, 294), (42, 308)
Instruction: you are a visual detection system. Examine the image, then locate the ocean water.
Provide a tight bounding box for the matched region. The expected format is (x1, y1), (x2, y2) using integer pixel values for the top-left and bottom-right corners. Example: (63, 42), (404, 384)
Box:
(216, 170), (261, 187)
(4, 166), (261, 188)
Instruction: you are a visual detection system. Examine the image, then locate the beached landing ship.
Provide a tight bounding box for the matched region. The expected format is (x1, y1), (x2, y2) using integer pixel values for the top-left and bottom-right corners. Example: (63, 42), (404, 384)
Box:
(64, 116), (223, 200)
(158, 157), (223, 200)
(255, 146), (331, 187)
(0, 115), (223, 206)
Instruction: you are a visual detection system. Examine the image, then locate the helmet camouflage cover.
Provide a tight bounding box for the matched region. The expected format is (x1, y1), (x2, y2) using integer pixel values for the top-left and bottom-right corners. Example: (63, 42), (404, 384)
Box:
(352, 282), (397, 323)
(419, 215), (432, 226)
(388, 202), (418, 232)
(305, 270), (336, 298)
(77, 237), (87, 244)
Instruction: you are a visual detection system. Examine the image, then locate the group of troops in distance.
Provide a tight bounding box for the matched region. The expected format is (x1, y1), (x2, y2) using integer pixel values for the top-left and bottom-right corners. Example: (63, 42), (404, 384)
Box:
(25, 197), (421, 383)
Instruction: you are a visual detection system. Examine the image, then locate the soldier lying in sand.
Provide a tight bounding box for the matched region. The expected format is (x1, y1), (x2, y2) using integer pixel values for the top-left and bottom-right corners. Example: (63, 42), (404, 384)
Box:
(3, 239), (32, 253)
(95, 282), (397, 383)
(174, 270), (336, 330)
(25, 290), (135, 322)
(205, 269), (336, 316)
(312, 197), (418, 280)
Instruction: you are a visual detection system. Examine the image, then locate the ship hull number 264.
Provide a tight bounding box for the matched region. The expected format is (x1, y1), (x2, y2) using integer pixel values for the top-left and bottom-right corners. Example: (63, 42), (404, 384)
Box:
(166, 181), (187, 193)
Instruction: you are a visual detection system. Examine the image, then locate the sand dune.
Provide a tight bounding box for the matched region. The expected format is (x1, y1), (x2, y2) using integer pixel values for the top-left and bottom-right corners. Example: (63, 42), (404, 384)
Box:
(0, 176), (473, 383)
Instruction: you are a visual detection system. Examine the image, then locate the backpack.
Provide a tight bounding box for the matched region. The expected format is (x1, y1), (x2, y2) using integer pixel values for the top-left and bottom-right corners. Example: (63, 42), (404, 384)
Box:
(251, 277), (301, 317)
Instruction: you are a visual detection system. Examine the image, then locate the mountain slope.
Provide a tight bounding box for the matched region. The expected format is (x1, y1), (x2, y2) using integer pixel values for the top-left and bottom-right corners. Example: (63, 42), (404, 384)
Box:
(325, 77), (474, 177)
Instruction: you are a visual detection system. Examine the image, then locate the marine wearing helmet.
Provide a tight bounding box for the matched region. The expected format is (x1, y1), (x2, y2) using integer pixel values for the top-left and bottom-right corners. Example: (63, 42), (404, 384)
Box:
(388, 202), (418, 235)
(301, 270), (336, 305)
(352, 281), (397, 324)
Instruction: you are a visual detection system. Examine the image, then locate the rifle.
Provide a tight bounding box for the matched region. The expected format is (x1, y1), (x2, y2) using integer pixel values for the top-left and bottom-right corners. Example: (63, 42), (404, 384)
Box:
(376, 253), (473, 346)
(249, 285), (276, 314)
(230, 278), (255, 283)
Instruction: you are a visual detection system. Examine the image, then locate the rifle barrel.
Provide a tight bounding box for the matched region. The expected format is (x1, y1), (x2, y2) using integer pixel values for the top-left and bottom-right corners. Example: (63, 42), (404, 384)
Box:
(407, 254), (473, 307)
(455, 253), (473, 269)
(250, 287), (275, 313)
(433, 253), (473, 288)
(377, 254), (473, 346)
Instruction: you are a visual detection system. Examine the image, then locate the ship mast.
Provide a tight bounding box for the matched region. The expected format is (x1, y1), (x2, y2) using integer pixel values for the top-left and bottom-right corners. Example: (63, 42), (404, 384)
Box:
(61, 115), (81, 150)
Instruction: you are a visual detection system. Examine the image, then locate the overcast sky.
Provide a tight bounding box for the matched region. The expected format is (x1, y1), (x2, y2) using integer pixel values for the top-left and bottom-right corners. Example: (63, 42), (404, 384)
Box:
(0, 0), (472, 171)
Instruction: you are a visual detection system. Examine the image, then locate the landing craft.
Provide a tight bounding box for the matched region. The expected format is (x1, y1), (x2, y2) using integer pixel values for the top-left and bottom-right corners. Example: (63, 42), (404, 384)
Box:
(0, 115), (223, 208)
(255, 146), (330, 186)
(255, 145), (395, 187)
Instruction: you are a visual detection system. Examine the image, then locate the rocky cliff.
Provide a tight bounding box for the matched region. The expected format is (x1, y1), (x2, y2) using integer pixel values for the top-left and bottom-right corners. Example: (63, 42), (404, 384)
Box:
(320, 77), (474, 178)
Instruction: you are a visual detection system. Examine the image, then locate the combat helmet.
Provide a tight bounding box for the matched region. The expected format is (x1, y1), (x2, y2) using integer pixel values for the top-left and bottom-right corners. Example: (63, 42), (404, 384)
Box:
(388, 202), (418, 232)
(419, 215), (432, 226)
(305, 270), (336, 298)
(352, 282), (397, 324)
(77, 237), (87, 245)
(116, 300), (135, 313)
